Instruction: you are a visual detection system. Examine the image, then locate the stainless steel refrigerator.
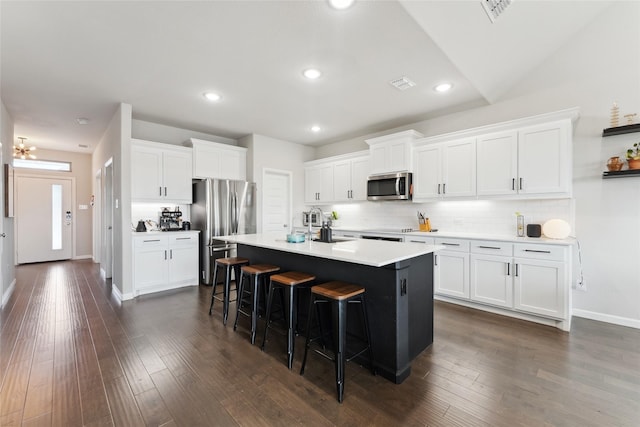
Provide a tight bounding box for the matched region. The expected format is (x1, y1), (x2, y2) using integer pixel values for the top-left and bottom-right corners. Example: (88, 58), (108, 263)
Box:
(192, 178), (257, 284)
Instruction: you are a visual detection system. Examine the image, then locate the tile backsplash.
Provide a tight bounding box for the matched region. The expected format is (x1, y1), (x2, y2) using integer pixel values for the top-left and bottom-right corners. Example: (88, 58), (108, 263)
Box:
(324, 199), (575, 237)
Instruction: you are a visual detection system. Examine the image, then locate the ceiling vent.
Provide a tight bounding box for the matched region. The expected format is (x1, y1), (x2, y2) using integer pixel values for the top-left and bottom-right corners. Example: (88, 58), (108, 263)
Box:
(389, 76), (416, 91)
(481, 0), (512, 23)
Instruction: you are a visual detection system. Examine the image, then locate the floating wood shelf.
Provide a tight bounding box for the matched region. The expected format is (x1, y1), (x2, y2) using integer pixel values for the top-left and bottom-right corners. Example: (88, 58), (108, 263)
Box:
(602, 123), (640, 137)
(602, 169), (640, 179)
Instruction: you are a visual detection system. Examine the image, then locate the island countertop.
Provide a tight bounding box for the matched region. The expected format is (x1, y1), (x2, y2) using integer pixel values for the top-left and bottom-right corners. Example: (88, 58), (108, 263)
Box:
(219, 232), (441, 267)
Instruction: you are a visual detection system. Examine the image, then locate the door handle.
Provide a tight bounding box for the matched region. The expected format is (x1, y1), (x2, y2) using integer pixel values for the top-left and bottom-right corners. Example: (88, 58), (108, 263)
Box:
(437, 184), (441, 195)
(507, 263), (510, 276)
(170, 249), (173, 259)
(0, 233), (5, 238)
(442, 183), (446, 194)
(395, 178), (400, 196)
(514, 264), (519, 277)
(164, 187), (167, 196)
(519, 178), (523, 190)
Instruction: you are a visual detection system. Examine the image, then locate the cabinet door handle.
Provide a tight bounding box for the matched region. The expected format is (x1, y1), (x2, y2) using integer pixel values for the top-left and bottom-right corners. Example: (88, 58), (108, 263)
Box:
(400, 279), (407, 296)
(164, 187), (167, 196)
(514, 263), (519, 277)
(176, 237), (191, 240)
(409, 240), (425, 244)
(442, 183), (446, 194)
(507, 263), (510, 276)
(442, 242), (460, 246)
(512, 178), (515, 190)
(170, 249), (173, 259)
(164, 250), (167, 260)
(437, 184), (441, 195)
(159, 187), (162, 196)
(479, 245), (501, 250)
(143, 239), (161, 243)
(524, 249), (552, 254)
(519, 178), (523, 190)
(434, 255), (438, 266)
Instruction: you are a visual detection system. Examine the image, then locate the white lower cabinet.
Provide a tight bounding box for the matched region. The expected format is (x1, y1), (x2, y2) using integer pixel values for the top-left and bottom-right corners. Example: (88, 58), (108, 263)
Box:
(433, 238), (469, 299)
(133, 232), (199, 296)
(433, 237), (571, 330)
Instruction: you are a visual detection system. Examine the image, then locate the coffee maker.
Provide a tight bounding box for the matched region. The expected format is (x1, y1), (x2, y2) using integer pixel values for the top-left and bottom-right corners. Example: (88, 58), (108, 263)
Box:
(159, 208), (182, 231)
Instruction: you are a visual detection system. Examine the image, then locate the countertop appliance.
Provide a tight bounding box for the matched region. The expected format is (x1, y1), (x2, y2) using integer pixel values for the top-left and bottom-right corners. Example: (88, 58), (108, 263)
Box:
(367, 172), (412, 201)
(302, 210), (324, 227)
(159, 208), (183, 231)
(192, 178), (257, 284)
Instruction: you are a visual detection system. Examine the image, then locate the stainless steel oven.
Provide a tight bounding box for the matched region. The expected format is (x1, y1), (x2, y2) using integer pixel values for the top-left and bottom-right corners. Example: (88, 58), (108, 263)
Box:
(367, 172), (412, 201)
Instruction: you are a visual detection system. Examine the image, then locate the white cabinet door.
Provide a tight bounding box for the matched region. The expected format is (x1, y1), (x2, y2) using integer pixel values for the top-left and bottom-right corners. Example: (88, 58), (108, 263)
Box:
(168, 235), (199, 284)
(434, 251), (469, 299)
(470, 254), (513, 308)
(442, 138), (476, 198)
(304, 167), (319, 203)
(476, 131), (518, 196)
(163, 150), (193, 203)
(517, 121), (571, 196)
(132, 145), (163, 201)
(333, 160), (352, 202)
(413, 144), (442, 200)
(350, 156), (370, 201)
(369, 144), (387, 175)
(513, 258), (566, 319)
(369, 140), (411, 174)
(317, 163), (334, 203)
(219, 149), (246, 181)
(190, 139), (247, 180)
(133, 236), (169, 290)
(304, 164), (333, 204)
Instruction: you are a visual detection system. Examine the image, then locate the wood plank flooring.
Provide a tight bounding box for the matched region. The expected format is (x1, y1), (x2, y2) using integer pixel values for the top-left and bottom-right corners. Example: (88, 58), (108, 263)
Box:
(1, 260), (639, 426)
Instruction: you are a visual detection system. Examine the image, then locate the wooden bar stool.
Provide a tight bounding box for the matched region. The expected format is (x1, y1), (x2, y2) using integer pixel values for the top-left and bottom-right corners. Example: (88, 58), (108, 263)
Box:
(261, 271), (315, 369)
(233, 264), (280, 344)
(208, 257), (249, 325)
(300, 281), (374, 403)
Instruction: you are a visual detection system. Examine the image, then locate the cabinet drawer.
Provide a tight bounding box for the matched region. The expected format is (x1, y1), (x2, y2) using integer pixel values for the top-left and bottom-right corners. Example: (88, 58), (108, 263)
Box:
(169, 234), (198, 247)
(134, 235), (168, 248)
(406, 236), (435, 245)
(514, 243), (565, 261)
(434, 238), (469, 252)
(470, 240), (513, 256)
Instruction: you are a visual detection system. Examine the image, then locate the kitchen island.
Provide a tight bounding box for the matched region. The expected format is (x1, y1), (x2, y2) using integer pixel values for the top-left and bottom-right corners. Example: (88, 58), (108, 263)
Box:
(220, 233), (440, 384)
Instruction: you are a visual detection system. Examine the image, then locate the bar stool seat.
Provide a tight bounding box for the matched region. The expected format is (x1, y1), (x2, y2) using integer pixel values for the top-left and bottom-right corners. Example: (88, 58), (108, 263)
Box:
(233, 264), (280, 344)
(209, 257), (249, 325)
(300, 281), (374, 403)
(261, 271), (315, 369)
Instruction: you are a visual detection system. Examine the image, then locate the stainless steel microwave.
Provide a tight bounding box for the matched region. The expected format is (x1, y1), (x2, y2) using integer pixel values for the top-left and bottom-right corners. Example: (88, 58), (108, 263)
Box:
(367, 172), (412, 201)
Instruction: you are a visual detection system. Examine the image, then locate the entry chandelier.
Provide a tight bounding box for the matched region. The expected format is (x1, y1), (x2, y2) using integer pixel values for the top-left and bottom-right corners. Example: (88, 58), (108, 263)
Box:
(14, 137), (37, 159)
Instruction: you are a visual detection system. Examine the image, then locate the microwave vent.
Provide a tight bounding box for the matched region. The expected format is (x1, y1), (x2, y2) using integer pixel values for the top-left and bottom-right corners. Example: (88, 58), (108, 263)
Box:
(389, 76), (416, 91)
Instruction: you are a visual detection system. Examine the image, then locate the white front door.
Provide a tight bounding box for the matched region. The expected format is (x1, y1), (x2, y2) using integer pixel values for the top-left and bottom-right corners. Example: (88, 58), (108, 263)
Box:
(262, 169), (292, 233)
(15, 176), (73, 264)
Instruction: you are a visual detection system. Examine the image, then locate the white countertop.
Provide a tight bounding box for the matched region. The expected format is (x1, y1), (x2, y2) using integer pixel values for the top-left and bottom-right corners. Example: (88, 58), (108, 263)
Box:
(317, 227), (576, 246)
(132, 230), (200, 236)
(219, 233), (441, 267)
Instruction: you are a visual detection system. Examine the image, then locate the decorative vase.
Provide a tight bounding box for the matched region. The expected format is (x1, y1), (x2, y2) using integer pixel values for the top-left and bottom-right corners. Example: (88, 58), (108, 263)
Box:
(628, 158), (640, 170)
(607, 156), (624, 171)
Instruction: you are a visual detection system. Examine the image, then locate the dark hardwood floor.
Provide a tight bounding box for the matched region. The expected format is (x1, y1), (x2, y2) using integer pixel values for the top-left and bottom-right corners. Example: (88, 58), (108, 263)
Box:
(1, 260), (638, 426)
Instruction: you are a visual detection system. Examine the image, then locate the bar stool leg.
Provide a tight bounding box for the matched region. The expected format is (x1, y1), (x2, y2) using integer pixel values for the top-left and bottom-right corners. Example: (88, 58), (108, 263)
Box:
(250, 273), (260, 344)
(223, 265), (232, 325)
(233, 270), (246, 331)
(261, 281), (275, 351)
(300, 292), (316, 375)
(360, 295), (375, 375)
(286, 285), (295, 370)
(333, 299), (348, 403)
(209, 263), (219, 315)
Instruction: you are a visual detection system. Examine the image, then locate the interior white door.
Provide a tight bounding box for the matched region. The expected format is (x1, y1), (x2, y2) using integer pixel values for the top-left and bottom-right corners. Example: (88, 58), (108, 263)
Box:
(262, 169), (292, 233)
(15, 176), (73, 264)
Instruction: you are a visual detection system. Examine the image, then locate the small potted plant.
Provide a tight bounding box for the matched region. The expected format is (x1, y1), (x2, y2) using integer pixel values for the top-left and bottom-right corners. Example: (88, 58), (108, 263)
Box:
(626, 142), (640, 170)
(330, 210), (339, 227)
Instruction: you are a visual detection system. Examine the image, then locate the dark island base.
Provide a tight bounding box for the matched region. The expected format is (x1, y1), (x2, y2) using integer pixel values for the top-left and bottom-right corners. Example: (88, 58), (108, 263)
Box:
(237, 244), (434, 384)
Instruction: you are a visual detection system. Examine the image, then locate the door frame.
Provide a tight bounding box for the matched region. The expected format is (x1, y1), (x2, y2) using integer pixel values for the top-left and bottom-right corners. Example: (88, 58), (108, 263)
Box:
(102, 158), (114, 279)
(261, 168), (292, 234)
(93, 169), (102, 264)
(13, 172), (77, 263)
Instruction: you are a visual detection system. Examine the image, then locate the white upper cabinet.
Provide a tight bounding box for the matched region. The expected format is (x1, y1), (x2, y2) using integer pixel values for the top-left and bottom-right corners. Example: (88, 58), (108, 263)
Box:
(333, 155), (370, 202)
(366, 130), (423, 175)
(186, 138), (247, 181)
(131, 139), (193, 203)
(413, 138), (476, 201)
(477, 120), (571, 198)
(517, 120), (571, 196)
(304, 163), (334, 204)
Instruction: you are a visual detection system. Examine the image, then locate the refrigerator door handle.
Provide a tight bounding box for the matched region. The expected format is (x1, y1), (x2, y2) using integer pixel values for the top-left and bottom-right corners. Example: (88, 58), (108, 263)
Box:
(231, 191), (239, 234)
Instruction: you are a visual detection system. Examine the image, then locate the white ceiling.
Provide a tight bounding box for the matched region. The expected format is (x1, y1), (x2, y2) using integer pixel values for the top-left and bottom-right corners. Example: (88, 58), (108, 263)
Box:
(0, 1), (612, 153)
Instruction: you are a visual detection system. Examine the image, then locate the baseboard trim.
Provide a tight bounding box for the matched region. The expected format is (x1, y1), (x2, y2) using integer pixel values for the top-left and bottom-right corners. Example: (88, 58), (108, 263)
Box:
(572, 309), (640, 329)
(73, 254), (93, 260)
(1, 279), (17, 308)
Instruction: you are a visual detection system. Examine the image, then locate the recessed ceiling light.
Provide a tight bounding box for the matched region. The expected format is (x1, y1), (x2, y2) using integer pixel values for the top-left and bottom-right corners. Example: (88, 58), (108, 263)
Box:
(311, 126), (321, 133)
(434, 82), (453, 93)
(76, 117), (90, 125)
(328, 0), (355, 10)
(203, 92), (222, 101)
(303, 69), (322, 80)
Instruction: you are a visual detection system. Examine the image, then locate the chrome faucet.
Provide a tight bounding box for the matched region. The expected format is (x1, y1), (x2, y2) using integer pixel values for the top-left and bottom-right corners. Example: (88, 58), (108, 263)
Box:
(307, 206), (324, 240)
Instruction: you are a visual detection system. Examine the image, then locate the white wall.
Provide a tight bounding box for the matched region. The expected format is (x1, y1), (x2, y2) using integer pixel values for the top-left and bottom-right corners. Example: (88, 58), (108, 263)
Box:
(0, 100), (16, 307)
(240, 134), (315, 231)
(132, 119), (237, 147)
(314, 2), (640, 327)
